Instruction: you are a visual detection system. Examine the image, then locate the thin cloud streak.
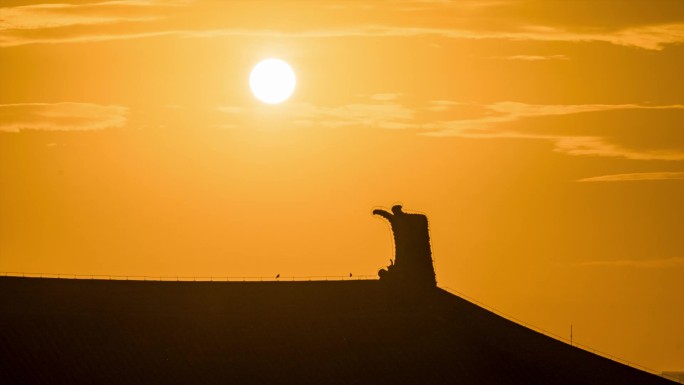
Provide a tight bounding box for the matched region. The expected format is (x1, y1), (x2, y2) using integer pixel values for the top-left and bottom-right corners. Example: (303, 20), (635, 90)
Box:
(2, 20), (683, 49)
(219, 101), (416, 130)
(552, 136), (684, 161)
(369, 93), (402, 101)
(494, 54), (569, 61)
(0, 103), (128, 132)
(193, 23), (684, 50)
(422, 102), (684, 161)
(427, 100), (464, 112)
(576, 257), (684, 268)
(0, 30), (182, 47)
(0, 1), (163, 31)
(576, 172), (684, 183)
(218, 100), (684, 161)
(424, 102), (684, 134)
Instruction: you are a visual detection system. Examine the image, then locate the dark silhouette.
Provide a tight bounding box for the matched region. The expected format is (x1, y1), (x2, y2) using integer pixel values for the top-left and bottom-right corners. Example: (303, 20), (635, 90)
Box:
(0, 276), (671, 385)
(374, 205), (437, 287)
(0, 206), (671, 384)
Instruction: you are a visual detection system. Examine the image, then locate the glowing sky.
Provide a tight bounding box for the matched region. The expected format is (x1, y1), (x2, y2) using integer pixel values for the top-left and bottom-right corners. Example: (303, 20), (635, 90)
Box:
(1, 0), (683, 374)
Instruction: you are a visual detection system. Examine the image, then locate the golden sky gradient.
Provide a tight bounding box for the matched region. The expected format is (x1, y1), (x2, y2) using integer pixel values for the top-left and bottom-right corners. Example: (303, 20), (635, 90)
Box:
(1, 0), (683, 374)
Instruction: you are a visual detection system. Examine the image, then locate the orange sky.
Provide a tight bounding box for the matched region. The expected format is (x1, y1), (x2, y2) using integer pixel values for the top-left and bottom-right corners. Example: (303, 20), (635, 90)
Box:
(1, 0), (683, 374)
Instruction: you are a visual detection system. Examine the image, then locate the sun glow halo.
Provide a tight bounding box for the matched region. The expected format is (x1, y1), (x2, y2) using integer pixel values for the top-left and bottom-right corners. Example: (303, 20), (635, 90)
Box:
(249, 58), (296, 104)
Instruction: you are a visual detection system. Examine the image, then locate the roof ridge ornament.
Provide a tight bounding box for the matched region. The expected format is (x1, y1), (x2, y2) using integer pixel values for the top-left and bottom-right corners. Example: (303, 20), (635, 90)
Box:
(373, 204), (437, 287)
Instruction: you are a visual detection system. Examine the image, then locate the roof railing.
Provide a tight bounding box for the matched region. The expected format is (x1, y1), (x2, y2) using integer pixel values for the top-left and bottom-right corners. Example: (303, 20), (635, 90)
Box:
(0, 271), (376, 282)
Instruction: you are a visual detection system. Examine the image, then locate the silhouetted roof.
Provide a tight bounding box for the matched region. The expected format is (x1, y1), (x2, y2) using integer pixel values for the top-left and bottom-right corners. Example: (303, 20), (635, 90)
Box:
(0, 277), (671, 385)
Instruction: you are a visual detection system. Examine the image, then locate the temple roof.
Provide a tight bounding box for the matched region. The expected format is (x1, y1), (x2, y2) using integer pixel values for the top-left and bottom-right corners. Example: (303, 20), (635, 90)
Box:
(0, 277), (672, 385)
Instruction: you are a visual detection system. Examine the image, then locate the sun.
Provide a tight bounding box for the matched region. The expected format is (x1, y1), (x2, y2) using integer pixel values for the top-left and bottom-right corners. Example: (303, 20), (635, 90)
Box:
(249, 58), (296, 104)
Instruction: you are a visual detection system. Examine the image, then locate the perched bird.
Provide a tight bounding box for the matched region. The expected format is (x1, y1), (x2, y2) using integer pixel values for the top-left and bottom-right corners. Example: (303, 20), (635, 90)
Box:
(275, 274), (280, 279)
(349, 273), (352, 278)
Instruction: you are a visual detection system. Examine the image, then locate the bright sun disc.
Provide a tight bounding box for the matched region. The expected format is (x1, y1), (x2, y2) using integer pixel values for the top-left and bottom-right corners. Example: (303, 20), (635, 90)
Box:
(249, 58), (296, 104)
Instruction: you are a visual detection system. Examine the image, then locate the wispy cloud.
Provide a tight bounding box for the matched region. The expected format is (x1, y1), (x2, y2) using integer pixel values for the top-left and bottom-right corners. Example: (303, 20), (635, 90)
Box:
(184, 23), (684, 51)
(0, 1), (161, 31)
(425, 102), (684, 161)
(2, 10), (683, 50)
(421, 102), (655, 136)
(219, 100), (416, 130)
(494, 54), (569, 61)
(505, 23), (684, 51)
(0, 0), (185, 47)
(425, 102), (684, 136)
(297, 103), (415, 129)
(552, 136), (684, 161)
(0, 103), (128, 132)
(218, 99), (684, 161)
(576, 257), (684, 268)
(576, 172), (684, 183)
(0, 30), (183, 47)
(427, 100), (464, 112)
(368, 93), (402, 101)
